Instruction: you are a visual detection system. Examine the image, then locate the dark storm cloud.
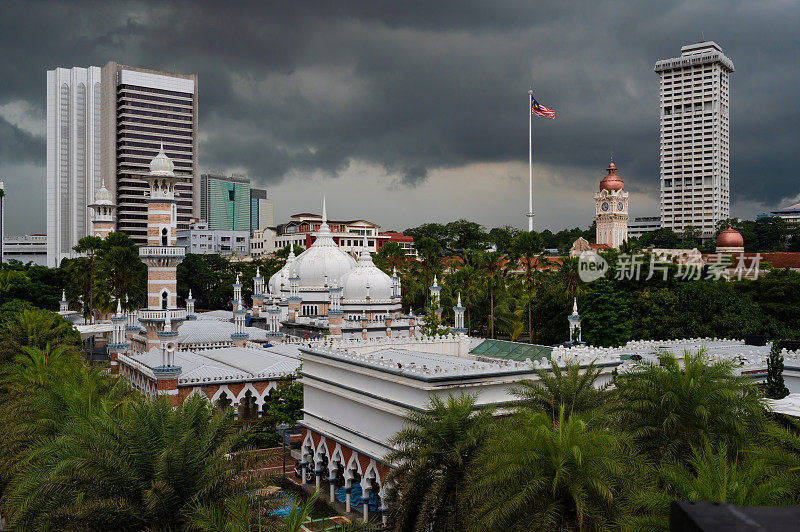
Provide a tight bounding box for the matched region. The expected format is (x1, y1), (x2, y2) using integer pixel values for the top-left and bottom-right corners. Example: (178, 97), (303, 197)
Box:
(1, 0), (799, 205)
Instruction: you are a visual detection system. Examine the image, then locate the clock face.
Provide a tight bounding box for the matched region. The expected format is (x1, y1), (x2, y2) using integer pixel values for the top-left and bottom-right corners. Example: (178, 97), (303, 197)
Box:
(617, 202), (624, 211)
(601, 202), (609, 212)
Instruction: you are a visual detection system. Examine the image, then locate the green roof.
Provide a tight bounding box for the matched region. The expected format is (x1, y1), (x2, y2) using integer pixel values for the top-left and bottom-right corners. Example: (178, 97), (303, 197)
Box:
(470, 339), (553, 363)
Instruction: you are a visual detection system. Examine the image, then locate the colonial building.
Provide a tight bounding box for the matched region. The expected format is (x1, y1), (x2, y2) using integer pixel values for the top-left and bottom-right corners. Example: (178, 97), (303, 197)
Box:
(595, 157), (629, 249)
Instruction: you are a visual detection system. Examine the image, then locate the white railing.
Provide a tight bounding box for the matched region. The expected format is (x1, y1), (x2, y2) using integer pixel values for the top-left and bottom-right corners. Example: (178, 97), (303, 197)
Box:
(138, 308), (187, 322)
(139, 246), (185, 257)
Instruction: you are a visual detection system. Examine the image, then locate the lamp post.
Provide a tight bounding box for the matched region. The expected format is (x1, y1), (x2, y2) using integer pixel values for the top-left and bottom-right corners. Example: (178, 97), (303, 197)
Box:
(277, 423), (289, 478)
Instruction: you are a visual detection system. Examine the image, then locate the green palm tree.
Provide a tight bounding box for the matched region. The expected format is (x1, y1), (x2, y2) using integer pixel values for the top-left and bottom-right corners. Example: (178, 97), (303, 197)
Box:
(0, 348), (133, 488)
(512, 359), (608, 418)
(385, 393), (494, 532)
(512, 231), (545, 342)
(481, 251), (506, 339)
(467, 407), (640, 531)
(0, 307), (81, 363)
(662, 442), (790, 505)
(3, 394), (251, 530)
(612, 349), (766, 462)
(72, 235), (104, 321)
(625, 443), (792, 531)
(557, 256), (584, 303)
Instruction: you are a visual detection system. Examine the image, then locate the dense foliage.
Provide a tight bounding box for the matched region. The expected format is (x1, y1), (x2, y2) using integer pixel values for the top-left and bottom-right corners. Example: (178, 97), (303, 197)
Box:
(0, 309), (352, 531)
(386, 352), (800, 531)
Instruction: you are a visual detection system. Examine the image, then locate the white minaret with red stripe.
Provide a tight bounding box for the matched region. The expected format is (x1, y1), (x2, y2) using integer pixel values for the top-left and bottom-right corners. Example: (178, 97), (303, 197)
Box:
(138, 144), (187, 354)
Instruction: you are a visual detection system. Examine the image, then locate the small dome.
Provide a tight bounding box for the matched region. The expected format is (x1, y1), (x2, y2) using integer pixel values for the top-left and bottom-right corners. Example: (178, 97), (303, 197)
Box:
(92, 181), (114, 205)
(268, 246), (296, 294)
(716, 221), (744, 249)
(599, 156), (624, 191)
(149, 143), (175, 176)
(340, 246), (393, 301)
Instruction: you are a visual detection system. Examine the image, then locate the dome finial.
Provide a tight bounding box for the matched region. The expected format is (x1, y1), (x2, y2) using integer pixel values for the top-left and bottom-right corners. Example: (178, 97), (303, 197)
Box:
(149, 142), (175, 175)
(322, 196), (327, 224)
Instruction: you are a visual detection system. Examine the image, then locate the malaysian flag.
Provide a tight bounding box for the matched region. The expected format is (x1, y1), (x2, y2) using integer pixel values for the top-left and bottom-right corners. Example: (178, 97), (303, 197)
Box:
(531, 96), (555, 119)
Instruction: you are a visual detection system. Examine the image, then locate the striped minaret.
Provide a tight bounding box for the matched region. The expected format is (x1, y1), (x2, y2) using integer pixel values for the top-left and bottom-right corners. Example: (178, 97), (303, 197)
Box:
(138, 144), (187, 354)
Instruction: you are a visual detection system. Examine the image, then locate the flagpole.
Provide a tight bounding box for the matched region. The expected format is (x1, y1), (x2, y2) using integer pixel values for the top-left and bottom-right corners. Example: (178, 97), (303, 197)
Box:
(528, 89), (534, 232)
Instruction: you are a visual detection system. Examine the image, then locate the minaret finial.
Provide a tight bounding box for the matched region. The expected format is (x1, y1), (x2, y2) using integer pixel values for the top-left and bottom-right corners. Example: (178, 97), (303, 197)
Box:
(457, 292), (462, 306)
(572, 297), (578, 314)
(116, 299), (122, 316)
(188, 289), (192, 299)
(62, 290), (66, 301)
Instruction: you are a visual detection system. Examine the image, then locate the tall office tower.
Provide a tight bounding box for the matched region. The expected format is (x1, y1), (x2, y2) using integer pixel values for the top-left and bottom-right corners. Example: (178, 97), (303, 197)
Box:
(250, 188), (274, 232)
(199, 173), (251, 230)
(101, 62), (198, 245)
(46, 66), (103, 267)
(655, 42), (734, 236)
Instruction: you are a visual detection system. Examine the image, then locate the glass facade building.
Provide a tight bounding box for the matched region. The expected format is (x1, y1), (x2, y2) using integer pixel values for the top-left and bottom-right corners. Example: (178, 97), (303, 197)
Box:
(200, 174), (251, 231)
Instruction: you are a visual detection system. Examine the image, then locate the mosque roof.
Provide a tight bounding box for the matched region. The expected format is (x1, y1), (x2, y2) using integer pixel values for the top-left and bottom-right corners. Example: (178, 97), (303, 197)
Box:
(128, 345), (300, 385)
(302, 346), (532, 381)
(175, 318), (271, 345)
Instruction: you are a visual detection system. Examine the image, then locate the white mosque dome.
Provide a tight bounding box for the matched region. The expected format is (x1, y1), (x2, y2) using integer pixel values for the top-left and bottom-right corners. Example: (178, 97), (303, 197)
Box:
(92, 182), (114, 205)
(340, 247), (393, 301)
(149, 143), (175, 175)
(292, 240), (356, 288)
(288, 198), (357, 288)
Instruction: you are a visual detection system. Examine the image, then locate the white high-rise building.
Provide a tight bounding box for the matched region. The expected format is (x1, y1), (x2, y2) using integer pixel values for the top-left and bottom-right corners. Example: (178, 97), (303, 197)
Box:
(655, 42), (734, 236)
(46, 66), (103, 267)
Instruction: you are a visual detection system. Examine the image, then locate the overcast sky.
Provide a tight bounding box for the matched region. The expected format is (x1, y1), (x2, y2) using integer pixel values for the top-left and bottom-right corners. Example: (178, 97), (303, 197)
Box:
(1, 0), (798, 235)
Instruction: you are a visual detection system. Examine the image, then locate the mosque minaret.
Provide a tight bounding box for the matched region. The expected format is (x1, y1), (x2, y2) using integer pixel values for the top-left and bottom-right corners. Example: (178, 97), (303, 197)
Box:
(137, 143), (187, 356)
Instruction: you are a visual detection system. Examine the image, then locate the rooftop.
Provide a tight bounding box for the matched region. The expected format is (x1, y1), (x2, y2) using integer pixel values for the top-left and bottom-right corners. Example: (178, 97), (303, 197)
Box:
(123, 344), (301, 385)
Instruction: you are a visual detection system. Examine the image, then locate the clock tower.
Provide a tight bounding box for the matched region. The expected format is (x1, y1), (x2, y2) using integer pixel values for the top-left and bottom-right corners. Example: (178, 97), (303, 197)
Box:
(594, 156), (629, 249)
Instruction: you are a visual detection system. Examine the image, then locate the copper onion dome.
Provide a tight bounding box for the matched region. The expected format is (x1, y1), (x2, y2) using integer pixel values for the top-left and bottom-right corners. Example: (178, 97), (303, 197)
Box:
(599, 156), (624, 191)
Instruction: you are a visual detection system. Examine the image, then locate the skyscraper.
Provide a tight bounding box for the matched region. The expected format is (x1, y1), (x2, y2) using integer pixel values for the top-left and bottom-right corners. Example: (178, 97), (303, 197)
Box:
(250, 187), (274, 232)
(46, 66), (103, 266)
(101, 62), (198, 245)
(199, 173), (251, 231)
(655, 42), (734, 236)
